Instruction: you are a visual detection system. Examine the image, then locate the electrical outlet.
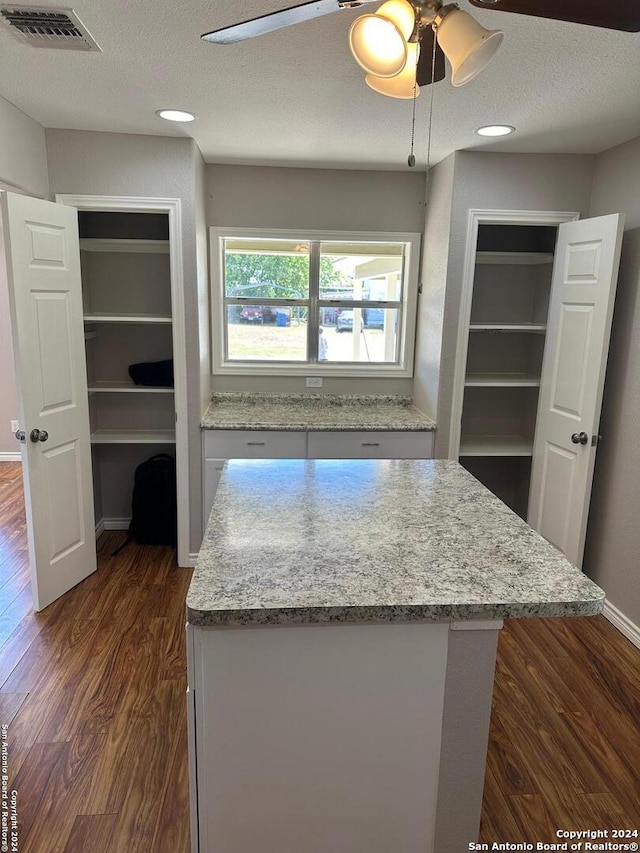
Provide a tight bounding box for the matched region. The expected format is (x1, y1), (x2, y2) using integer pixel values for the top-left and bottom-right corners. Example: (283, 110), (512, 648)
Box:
(10, 420), (19, 434)
(305, 377), (323, 388)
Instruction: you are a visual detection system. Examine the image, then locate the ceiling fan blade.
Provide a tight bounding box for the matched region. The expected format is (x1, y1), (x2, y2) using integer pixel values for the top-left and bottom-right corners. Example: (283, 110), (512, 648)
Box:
(416, 28), (446, 87)
(468, 0), (640, 33)
(202, 0), (376, 45)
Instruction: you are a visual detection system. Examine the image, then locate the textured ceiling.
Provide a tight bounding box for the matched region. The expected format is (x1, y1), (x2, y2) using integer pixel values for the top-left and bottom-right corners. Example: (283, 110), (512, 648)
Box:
(1, 0), (639, 170)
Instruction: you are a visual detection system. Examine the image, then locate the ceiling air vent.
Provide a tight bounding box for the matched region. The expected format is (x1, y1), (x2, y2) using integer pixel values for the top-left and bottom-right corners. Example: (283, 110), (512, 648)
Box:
(0, 6), (100, 50)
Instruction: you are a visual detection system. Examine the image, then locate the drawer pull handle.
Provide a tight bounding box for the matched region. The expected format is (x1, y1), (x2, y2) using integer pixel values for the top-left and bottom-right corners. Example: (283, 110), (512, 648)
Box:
(361, 442), (380, 447)
(246, 441), (266, 446)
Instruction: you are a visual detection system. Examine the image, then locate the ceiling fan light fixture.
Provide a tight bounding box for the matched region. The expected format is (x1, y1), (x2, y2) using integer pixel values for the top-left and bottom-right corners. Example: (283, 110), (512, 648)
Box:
(365, 41), (420, 99)
(435, 7), (503, 87)
(348, 1), (413, 78)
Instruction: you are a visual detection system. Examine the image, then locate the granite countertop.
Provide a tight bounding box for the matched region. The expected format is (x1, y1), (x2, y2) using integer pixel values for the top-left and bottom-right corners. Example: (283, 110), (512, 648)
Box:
(201, 393), (436, 432)
(187, 459), (604, 627)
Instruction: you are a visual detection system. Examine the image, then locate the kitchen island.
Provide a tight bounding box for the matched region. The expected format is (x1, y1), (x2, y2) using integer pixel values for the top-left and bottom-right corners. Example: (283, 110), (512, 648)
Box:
(186, 459), (604, 853)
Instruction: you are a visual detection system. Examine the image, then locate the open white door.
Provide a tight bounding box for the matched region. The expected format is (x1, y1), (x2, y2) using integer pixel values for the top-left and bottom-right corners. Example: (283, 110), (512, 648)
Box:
(529, 213), (624, 567)
(2, 192), (96, 610)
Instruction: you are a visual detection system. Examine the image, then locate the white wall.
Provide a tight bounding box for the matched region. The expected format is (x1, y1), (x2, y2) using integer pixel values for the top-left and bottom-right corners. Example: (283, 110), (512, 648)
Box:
(195, 147), (210, 418)
(0, 96), (49, 198)
(431, 151), (595, 457)
(0, 96), (49, 455)
(413, 154), (455, 421)
(46, 129), (205, 552)
(584, 135), (640, 629)
(206, 164), (425, 397)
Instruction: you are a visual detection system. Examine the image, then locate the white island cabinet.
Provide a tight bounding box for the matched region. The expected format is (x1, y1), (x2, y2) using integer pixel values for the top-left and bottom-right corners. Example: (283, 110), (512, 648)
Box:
(186, 459), (604, 853)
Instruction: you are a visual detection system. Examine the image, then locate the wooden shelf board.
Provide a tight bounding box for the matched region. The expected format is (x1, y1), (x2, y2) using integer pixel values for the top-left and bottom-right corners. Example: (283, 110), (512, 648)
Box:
(80, 238), (169, 254)
(83, 313), (172, 325)
(90, 429), (176, 445)
(464, 373), (541, 388)
(475, 251), (554, 266)
(469, 323), (547, 333)
(460, 435), (533, 457)
(88, 381), (174, 394)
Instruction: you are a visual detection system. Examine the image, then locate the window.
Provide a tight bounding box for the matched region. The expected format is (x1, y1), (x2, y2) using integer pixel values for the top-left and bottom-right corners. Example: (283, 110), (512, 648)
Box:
(210, 228), (421, 376)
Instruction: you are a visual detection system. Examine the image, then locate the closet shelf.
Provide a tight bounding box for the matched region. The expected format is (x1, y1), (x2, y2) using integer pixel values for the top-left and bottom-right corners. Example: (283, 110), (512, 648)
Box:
(469, 323), (547, 333)
(80, 238), (169, 254)
(464, 373), (541, 388)
(88, 381), (174, 394)
(83, 313), (172, 324)
(475, 251), (554, 266)
(90, 429), (176, 445)
(460, 435), (533, 457)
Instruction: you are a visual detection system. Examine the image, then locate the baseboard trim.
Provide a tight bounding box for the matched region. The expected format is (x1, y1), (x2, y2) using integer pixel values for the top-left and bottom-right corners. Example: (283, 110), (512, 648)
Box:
(104, 518), (131, 531)
(0, 452), (21, 462)
(96, 518), (130, 537)
(603, 599), (640, 650)
(188, 552), (199, 568)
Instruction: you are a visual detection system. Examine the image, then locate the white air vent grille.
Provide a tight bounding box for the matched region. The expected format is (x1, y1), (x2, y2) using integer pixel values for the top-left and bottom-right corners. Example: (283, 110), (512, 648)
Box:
(0, 6), (100, 50)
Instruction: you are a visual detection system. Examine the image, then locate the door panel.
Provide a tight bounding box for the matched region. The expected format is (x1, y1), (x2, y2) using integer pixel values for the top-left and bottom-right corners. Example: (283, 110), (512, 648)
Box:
(538, 442), (578, 553)
(44, 441), (83, 560)
(529, 213), (624, 567)
(34, 292), (76, 412)
(2, 192), (96, 610)
(549, 305), (592, 418)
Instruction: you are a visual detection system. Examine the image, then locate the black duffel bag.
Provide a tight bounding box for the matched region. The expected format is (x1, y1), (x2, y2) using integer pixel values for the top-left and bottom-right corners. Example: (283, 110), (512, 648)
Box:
(128, 358), (173, 387)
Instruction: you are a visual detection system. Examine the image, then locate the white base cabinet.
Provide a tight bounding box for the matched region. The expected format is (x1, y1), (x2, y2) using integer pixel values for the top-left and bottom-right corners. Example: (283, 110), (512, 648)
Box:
(202, 429), (434, 528)
(187, 619), (501, 853)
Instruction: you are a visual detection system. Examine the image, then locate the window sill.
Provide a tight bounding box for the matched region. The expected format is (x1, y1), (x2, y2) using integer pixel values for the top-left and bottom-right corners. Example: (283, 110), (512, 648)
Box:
(212, 362), (414, 379)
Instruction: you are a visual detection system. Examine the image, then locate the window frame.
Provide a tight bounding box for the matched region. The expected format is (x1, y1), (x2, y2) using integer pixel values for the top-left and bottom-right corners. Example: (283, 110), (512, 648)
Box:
(209, 227), (421, 377)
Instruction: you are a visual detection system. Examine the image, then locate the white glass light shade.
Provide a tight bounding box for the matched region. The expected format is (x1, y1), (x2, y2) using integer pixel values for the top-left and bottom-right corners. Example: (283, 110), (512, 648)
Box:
(365, 42), (420, 99)
(436, 8), (503, 87)
(349, 13), (408, 78)
(375, 0), (416, 39)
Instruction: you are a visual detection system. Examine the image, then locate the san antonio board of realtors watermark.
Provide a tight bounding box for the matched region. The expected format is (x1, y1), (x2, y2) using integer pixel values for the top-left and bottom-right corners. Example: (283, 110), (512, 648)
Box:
(1, 725), (17, 852)
(469, 831), (640, 852)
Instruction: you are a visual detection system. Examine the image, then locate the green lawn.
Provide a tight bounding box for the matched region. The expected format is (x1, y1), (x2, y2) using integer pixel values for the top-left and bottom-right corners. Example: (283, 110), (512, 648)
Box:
(228, 323), (308, 360)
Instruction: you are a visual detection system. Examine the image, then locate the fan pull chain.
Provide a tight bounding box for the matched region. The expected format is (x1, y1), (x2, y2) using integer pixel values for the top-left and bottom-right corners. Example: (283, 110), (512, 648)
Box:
(417, 28), (437, 296)
(423, 26), (437, 217)
(407, 47), (420, 168)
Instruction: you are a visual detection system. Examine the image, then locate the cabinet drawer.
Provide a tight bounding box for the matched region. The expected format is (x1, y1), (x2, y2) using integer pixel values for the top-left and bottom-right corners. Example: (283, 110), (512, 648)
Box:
(307, 431), (433, 459)
(203, 429), (307, 459)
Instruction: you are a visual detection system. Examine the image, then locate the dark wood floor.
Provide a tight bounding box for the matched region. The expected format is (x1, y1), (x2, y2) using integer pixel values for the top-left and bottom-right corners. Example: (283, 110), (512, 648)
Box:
(0, 461), (638, 851)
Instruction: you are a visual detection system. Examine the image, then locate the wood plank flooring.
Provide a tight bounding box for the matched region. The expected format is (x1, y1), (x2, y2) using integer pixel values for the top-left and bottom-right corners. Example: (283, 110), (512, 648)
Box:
(0, 463), (192, 852)
(0, 461), (638, 851)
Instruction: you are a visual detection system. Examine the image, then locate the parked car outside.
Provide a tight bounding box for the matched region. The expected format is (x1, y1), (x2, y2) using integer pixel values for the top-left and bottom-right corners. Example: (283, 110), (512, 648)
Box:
(239, 306), (291, 325)
(239, 306), (264, 323)
(336, 309), (354, 333)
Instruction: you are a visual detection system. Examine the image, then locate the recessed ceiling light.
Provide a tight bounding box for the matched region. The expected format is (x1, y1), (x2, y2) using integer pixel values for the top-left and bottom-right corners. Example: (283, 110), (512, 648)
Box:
(476, 124), (515, 137)
(156, 109), (196, 123)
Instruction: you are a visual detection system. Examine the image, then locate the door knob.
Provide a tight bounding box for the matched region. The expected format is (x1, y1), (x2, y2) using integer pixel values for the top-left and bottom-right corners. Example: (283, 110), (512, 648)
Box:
(571, 431), (589, 445)
(29, 428), (49, 443)
(14, 429), (25, 443)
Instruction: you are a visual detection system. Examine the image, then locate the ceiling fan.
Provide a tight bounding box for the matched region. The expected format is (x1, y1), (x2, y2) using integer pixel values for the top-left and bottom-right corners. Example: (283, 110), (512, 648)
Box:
(202, 0), (640, 99)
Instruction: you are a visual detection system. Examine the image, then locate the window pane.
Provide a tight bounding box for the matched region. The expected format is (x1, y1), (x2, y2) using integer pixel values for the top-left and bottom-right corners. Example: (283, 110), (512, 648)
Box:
(319, 308), (399, 364)
(224, 239), (310, 300)
(227, 305), (307, 361)
(319, 242), (404, 302)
